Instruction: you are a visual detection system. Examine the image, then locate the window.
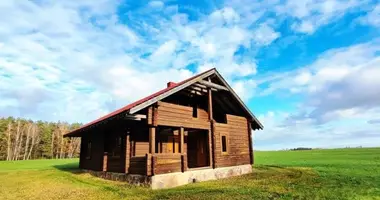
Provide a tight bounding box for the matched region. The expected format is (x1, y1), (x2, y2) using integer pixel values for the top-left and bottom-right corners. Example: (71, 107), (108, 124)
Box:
(112, 137), (122, 158)
(192, 104), (198, 118)
(221, 136), (227, 153)
(86, 141), (92, 159)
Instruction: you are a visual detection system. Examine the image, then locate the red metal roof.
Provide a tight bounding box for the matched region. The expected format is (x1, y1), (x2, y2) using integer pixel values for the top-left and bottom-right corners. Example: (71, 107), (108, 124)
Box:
(65, 68), (215, 136)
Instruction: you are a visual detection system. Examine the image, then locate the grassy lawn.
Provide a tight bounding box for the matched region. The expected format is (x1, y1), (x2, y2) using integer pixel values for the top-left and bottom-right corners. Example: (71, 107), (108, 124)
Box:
(0, 148), (379, 200)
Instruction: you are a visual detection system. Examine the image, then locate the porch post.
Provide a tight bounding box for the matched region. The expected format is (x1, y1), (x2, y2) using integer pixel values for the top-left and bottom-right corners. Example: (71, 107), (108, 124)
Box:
(102, 152), (108, 172)
(102, 133), (108, 172)
(149, 127), (156, 154)
(247, 121), (254, 165)
(125, 133), (130, 173)
(179, 127), (184, 153)
(179, 127), (187, 172)
(207, 84), (215, 168)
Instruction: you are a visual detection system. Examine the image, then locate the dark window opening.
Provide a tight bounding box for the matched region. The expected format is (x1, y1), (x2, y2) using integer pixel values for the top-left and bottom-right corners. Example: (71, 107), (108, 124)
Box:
(112, 137), (122, 158)
(86, 141), (91, 159)
(192, 104), (198, 118)
(214, 111), (227, 124)
(221, 136), (227, 153)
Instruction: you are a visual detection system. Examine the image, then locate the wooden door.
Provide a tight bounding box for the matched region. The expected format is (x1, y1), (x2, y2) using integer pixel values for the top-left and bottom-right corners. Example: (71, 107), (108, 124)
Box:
(196, 133), (208, 167)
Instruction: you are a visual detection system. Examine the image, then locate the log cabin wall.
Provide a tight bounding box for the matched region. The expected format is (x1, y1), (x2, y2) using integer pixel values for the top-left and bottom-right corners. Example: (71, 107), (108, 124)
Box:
(130, 127), (149, 157)
(152, 154), (183, 174)
(80, 132), (104, 171)
(129, 127), (149, 174)
(105, 131), (126, 173)
(214, 114), (251, 168)
(155, 101), (210, 130)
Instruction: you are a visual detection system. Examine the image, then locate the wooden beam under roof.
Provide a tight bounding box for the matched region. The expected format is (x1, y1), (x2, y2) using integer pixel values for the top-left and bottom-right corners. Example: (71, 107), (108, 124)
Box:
(198, 80), (229, 91)
(193, 83), (218, 91)
(125, 114), (146, 121)
(129, 69), (216, 114)
(189, 85), (208, 93)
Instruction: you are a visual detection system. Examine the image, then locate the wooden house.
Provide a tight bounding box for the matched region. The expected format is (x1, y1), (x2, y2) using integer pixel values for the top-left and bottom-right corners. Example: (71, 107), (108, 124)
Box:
(64, 68), (263, 189)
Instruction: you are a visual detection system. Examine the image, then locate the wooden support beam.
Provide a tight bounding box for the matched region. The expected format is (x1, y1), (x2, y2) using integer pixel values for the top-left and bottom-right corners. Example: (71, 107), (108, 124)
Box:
(102, 152), (108, 172)
(189, 86), (208, 93)
(153, 105), (158, 127)
(208, 89), (213, 121)
(179, 127), (184, 154)
(194, 83), (217, 91)
(247, 121), (254, 165)
(183, 89), (204, 96)
(181, 154), (187, 172)
(125, 114), (147, 121)
(211, 120), (216, 168)
(149, 127), (156, 154)
(125, 133), (130, 173)
(198, 80), (228, 91)
(208, 129), (213, 168)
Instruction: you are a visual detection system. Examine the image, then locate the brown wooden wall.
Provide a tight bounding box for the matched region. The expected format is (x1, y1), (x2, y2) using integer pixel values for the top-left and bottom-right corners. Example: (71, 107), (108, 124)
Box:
(80, 133), (104, 171)
(213, 114), (251, 168)
(131, 128), (149, 157)
(152, 154), (182, 174)
(155, 101), (210, 130)
(129, 156), (147, 174)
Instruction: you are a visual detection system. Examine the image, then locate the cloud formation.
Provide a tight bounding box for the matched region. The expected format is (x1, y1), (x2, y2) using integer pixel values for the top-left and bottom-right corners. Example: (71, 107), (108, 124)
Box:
(0, 0), (379, 149)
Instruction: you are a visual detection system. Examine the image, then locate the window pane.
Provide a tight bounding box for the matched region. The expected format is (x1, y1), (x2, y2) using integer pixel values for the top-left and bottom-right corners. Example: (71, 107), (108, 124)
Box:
(222, 136), (227, 152)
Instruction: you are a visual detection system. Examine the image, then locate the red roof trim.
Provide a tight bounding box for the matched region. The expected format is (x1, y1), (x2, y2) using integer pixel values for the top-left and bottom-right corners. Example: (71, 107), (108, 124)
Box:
(65, 68), (215, 136)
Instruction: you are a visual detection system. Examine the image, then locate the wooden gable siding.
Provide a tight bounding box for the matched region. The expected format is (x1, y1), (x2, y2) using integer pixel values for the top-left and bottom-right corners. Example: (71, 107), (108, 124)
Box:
(213, 114), (251, 168)
(80, 133), (104, 171)
(154, 101), (210, 130)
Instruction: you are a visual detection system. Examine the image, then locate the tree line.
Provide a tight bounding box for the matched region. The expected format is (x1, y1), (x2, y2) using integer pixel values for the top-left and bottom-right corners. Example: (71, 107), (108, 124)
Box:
(0, 117), (82, 161)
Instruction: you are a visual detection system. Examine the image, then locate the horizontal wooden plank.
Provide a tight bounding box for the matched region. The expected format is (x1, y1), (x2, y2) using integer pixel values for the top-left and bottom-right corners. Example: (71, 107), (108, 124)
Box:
(158, 102), (193, 111)
(158, 111), (207, 121)
(157, 118), (210, 130)
(226, 114), (247, 121)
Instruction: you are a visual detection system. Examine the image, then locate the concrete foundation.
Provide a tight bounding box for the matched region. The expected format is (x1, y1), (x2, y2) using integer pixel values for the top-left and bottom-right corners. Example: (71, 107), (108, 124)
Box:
(84, 170), (151, 186)
(84, 164), (252, 189)
(151, 164), (252, 189)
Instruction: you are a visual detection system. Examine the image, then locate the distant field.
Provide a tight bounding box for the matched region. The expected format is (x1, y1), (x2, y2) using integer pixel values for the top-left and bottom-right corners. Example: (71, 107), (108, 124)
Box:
(0, 148), (379, 200)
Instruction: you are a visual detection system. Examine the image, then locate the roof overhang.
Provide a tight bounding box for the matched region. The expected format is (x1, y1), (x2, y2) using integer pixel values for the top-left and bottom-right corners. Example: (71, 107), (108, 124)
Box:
(64, 68), (263, 137)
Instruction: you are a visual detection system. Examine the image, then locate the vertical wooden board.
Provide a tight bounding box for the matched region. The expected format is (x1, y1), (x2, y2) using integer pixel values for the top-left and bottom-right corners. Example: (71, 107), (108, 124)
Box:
(211, 120), (217, 168)
(147, 107), (153, 125)
(103, 152), (108, 171)
(149, 127), (156, 154)
(125, 134), (130, 173)
(247, 122), (253, 165)
(180, 127), (184, 154)
(208, 89), (213, 120)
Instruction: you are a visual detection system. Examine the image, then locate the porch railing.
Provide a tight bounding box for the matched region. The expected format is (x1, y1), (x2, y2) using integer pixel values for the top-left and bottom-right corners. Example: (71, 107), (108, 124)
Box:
(130, 153), (187, 176)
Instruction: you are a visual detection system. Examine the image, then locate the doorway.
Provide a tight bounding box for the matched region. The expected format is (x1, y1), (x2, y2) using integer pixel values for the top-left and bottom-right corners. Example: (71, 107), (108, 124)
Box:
(187, 129), (209, 168)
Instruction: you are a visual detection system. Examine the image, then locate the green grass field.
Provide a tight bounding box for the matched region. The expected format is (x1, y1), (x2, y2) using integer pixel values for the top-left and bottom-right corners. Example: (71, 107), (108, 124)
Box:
(0, 148), (379, 200)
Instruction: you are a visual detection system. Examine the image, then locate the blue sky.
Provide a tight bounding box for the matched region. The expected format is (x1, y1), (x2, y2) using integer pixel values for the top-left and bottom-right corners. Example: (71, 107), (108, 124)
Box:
(0, 0), (380, 150)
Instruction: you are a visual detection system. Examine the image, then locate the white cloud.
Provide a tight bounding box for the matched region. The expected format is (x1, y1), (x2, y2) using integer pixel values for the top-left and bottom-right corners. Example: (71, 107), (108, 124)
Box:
(209, 7), (240, 25)
(276, 0), (371, 34)
(252, 23), (281, 45)
(148, 1), (164, 9)
(0, 1), (271, 123)
(0, 0), (379, 150)
(359, 4), (380, 27)
(254, 40), (380, 149)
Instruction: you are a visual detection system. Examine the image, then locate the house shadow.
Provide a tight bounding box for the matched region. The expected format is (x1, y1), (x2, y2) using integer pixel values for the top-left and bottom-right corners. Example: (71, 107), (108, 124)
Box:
(53, 162), (84, 174)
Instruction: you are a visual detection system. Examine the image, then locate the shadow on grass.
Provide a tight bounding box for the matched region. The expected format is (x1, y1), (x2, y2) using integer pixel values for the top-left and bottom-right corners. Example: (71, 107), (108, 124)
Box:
(53, 162), (83, 174)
